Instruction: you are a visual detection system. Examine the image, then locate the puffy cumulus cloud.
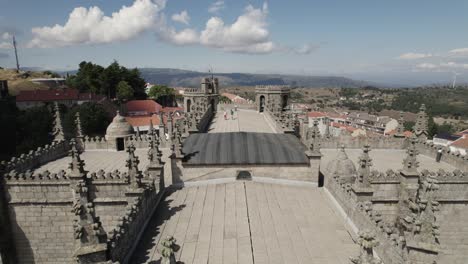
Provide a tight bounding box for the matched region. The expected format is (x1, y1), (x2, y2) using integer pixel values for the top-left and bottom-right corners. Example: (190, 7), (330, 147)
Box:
(158, 27), (199, 45)
(28, 0), (166, 48)
(0, 31), (12, 49)
(171, 10), (190, 25)
(397, 52), (433, 60)
(208, 0), (225, 14)
(199, 3), (273, 54)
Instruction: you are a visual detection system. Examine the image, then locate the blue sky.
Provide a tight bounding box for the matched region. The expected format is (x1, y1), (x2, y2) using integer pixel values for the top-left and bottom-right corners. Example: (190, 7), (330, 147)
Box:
(1, 0), (468, 85)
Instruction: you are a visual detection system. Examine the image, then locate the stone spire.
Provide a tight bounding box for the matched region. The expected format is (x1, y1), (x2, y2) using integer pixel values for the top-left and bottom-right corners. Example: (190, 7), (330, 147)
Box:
(126, 143), (143, 189)
(355, 144), (373, 189)
(136, 127), (141, 138)
(350, 230), (382, 264)
(413, 175), (440, 245)
(149, 119), (155, 136)
(148, 131), (163, 167)
(52, 102), (65, 142)
(394, 112), (405, 138)
(402, 135), (419, 174)
(75, 112), (84, 138)
(173, 125), (184, 158)
(413, 104), (428, 140)
(307, 120), (321, 154)
(324, 117), (331, 138)
(68, 139), (107, 261)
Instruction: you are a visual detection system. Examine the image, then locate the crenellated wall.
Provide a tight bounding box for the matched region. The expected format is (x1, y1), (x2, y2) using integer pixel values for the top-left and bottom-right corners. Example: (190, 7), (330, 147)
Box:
(416, 141), (468, 171)
(323, 167), (468, 264)
(0, 140), (69, 174)
(2, 164), (164, 263)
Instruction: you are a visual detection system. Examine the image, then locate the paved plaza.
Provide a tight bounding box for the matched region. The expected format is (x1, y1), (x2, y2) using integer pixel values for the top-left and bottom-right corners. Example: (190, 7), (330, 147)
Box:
(209, 109), (276, 133)
(132, 181), (357, 264)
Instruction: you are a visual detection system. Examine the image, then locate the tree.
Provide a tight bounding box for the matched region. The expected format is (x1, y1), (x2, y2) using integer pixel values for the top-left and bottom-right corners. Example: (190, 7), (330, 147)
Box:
(63, 102), (111, 137)
(15, 106), (53, 155)
(148, 85), (174, 99)
(219, 95), (231, 103)
(65, 60), (146, 99)
(116, 81), (134, 101)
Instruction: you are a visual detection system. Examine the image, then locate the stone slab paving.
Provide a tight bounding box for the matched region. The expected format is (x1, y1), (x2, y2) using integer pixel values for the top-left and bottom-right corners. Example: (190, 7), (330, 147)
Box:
(209, 109), (275, 133)
(131, 181), (358, 264)
(321, 148), (456, 172)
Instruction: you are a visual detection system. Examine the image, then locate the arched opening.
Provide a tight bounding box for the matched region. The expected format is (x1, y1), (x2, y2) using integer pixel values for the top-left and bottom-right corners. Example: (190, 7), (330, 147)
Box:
(282, 95), (288, 110)
(259, 95), (265, 112)
(236, 170), (252, 181)
(116, 138), (125, 151)
(318, 171), (324, 187)
(210, 98), (215, 112)
(186, 99), (192, 113)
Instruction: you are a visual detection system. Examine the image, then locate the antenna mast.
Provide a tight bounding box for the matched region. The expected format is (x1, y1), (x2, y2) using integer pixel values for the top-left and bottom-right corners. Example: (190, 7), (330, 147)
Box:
(13, 35), (20, 72)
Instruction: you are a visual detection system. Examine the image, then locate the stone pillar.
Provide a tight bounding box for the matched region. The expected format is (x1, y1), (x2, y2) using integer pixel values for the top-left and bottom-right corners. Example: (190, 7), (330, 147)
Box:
(352, 145), (374, 202)
(125, 143), (144, 203)
(67, 139), (108, 263)
(147, 132), (165, 193)
(52, 102), (65, 142)
(170, 130), (184, 185)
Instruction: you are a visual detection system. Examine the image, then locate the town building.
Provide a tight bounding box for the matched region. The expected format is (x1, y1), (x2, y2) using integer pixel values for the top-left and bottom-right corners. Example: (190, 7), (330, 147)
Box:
(15, 88), (105, 109)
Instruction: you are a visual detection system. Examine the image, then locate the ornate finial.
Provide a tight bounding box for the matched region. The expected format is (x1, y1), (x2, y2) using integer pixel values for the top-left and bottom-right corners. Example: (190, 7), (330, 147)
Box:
(52, 102), (65, 141)
(324, 117), (331, 138)
(160, 236), (179, 264)
(126, 143), (143, 189)
(355, 144), (372, 188)
(136, 127), (141, 138)
(148, 133), (162, 166)
(350, 230), (381, 264)
(394, 112), (405, 138)
(413, 104), (428, 139)
(75, 112), (84, 138)
(68, 139), (85, 177)
(403, 134), (419, 173)
(149, 119), (155, 136)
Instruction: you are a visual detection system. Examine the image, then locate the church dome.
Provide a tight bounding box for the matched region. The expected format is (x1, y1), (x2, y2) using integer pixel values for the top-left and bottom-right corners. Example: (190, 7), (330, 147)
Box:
(105, 111), (134, 138)
(326, 146), (357, 177)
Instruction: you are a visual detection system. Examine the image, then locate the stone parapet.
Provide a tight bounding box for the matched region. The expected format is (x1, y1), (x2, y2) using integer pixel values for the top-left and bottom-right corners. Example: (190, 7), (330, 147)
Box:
(0, 140), (69, 174)
(416, 141), (468, 171)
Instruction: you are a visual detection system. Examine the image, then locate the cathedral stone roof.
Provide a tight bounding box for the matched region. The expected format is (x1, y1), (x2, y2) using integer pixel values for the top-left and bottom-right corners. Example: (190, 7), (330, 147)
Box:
(106, 111), (134, 138)
(326, 146), (357, 177)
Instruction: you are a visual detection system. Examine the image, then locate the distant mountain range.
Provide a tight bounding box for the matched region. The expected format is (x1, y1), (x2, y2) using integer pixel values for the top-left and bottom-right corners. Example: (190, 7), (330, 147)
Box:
(137, 68), (371, 88)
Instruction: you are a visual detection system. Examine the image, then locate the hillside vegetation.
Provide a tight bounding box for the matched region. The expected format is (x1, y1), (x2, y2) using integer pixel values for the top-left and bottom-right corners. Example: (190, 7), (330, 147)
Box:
(0, 68), (53, 95)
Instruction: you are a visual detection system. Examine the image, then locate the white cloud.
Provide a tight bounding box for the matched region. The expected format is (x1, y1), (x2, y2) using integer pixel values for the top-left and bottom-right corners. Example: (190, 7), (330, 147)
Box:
(0, 42), (12, 49)
(199, 3), (273, 54)
(28, 0), (166, 48)
(398, 52), (433, 60)
(415, 61), (468, 71)
(294, 43), (319, 55)
(171, 10), (190, 25)
(2, 32), (11, 40)
(449, 47), (468, 56)
(415, 63), (438, 70)
(208, 0), (225, 14)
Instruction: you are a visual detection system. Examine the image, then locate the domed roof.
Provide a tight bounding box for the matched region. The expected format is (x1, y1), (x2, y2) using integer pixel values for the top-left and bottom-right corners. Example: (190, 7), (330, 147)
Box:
(326, 145), (357, 177)
(105, 111), (134, 138)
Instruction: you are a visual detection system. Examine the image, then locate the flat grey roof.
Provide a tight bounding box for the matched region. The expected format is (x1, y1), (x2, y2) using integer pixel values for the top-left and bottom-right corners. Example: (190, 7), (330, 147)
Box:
(182, 132), (309, 165)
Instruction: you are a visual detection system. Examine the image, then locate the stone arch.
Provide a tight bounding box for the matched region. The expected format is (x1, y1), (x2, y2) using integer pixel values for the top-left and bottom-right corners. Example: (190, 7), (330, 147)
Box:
(186, 99), (192, 113)
(259, 95), (265, 112)
(236, 170), (252, 180)
(282, 94), (288, 109)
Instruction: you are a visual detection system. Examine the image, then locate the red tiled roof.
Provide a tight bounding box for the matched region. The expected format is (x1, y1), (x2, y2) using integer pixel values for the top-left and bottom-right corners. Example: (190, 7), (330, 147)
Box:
(161, 107), (183, 113)
(455, 129), (468, 136)
(16, 88), (80, 102)
(451, 136), (468, 149)
(125, 115), (162, 127)
(125, 100), (163, 114)
(308, 111), (326, 118)
(78, 92), (106, 101)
